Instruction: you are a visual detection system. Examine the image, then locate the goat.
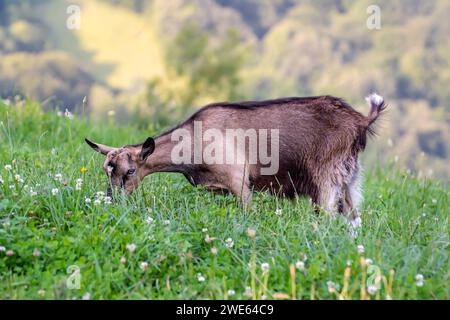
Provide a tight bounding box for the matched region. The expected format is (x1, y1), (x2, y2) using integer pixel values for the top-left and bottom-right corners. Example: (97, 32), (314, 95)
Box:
(85, 93), (386, 223)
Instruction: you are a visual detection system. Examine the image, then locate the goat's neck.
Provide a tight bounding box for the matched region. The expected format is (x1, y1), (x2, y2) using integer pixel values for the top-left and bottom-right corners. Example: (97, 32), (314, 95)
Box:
(141, 133), (183, 176)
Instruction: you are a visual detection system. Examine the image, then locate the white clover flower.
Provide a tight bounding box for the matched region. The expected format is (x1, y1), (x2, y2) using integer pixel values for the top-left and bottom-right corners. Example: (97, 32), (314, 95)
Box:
(103, 196), (112, 205)
(108, 110), (116, 117)
(4, 164), (12, 171)
(261, 262), (270, 274)
(326, 281), (339, 293)
(126, 243), (137, 253)
(140, 261), (149, 271)
(85, 197), (91, 204)
(367, 285), (378, 295)
(82, 292), (91, 300)
(415, 274), (424, 287)
(51, 148), (57, 155)
(295, 261), (305, 271)
(225, 238), (234, 248)
(93, 199), (102, 205)
(357, 245), (365, 254)
(75, 179), (83, 191)
(204, 234), (215, 243)
(96, 191), (105, 199)
(32, 249), (41, 257)
(275, 208), (282, 216)
(261, 294), (267, 300)
(0, 246), (6, 252)
(51, 188), (59, 196)
(120, 256), (127, 264)
(346, 260), (352, 266)
(147, 207), (153, 213)
(37, 289), (46, 296)
(163, 220), (171, 225)
(64, 109), (74, 120)
(246, 228), (256, 238)
(54, 173), (63, 182)
(244, 286), (252, 297)
(6, 250), (14, 256)
(431, 199), (437, 204)
(145, 217), (154, 225)
(197, 273), (206, 282)
(9, 184), (15, 190)
(14, 174), (23, 183)
(365, 258), (373, 266)
(202, 227), (208, 233)
(227, 289), (235, 296)
(210, 247), (218, 255)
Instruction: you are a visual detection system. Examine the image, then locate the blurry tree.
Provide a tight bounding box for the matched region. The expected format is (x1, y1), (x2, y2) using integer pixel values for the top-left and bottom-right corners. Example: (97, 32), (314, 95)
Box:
(167, 23), (246, 106)
(102, 0), (147, 12)
(142, 23), (248, 124)
(0, 52), (94, 109)
(8, 20), (47, 52)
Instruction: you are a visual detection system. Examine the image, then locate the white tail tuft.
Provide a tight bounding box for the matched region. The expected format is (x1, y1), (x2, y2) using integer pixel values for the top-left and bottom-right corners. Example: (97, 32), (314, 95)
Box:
(365, 93), (386, 127)
(365, 93), (384, 107)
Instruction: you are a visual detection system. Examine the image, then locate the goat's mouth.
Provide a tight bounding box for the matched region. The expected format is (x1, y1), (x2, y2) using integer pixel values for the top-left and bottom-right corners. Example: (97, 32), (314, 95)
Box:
(107, 186), (130, 199)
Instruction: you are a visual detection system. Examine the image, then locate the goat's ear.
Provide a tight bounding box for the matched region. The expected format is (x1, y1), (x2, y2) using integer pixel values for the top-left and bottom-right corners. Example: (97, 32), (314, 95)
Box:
(140, 137), (155, 160)
(85, 138), (115, 155)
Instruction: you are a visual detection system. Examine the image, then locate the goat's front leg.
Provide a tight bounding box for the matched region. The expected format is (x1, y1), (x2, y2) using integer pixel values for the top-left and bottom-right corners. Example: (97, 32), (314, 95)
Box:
(227, 165), (252, 209)
(229, 181), (252, 209)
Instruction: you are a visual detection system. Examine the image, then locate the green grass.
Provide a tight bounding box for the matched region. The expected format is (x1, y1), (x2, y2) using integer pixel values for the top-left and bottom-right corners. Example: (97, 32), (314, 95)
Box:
(0, 99), (448, 300)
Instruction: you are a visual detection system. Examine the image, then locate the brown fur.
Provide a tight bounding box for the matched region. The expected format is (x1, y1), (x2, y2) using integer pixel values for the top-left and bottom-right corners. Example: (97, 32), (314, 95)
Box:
(86, 94), (385, 216)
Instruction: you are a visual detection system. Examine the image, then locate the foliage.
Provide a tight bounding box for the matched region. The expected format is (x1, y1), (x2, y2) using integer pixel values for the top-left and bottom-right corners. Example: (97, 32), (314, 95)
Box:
(140, 23), (248, 124)
(0, 99), (448, 299)
(0, 51), (94, 109)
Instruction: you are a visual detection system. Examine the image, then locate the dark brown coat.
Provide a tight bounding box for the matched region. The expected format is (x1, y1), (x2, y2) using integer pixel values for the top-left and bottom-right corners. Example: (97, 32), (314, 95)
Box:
(86, 94), (386, 219)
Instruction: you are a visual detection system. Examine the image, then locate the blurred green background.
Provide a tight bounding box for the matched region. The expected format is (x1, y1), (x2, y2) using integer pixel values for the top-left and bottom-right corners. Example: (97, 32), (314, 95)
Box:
(0, 0), (449, 180)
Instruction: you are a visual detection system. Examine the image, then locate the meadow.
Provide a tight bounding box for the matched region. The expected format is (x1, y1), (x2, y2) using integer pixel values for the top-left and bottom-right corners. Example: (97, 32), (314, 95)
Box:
(0, 99), (448, 299)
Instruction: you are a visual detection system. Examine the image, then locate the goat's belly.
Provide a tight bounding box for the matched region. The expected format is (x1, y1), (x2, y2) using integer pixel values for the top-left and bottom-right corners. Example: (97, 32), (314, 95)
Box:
(250, 173), (298, 198)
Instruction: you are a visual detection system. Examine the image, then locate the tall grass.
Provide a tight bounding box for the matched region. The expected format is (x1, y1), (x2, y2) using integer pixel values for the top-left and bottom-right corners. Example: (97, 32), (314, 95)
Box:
(0, 99), (448, 299)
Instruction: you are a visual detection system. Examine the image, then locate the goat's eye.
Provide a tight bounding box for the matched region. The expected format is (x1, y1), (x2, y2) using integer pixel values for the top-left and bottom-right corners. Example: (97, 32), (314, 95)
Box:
(127, 169), (136, 175)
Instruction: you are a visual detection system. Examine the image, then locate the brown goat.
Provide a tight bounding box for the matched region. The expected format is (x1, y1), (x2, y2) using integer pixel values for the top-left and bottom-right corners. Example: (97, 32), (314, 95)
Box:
(86, 94), (385, 224)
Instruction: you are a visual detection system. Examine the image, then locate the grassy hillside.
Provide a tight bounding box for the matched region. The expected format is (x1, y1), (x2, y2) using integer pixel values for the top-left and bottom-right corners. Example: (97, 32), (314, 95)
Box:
(0, 99), (448, 299)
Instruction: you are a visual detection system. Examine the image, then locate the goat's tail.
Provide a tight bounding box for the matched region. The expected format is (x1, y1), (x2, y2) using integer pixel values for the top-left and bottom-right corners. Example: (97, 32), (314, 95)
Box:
(365, 93), (386, 128)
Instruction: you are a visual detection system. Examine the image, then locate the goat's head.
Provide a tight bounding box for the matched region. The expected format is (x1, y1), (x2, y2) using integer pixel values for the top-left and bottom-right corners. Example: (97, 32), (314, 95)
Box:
(85, 137), (155, 196)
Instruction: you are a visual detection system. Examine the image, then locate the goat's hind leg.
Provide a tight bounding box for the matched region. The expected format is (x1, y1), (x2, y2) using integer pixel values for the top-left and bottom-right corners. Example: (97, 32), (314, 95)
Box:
(340, 167), (363, 230)
(313, 182), (340, 215)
